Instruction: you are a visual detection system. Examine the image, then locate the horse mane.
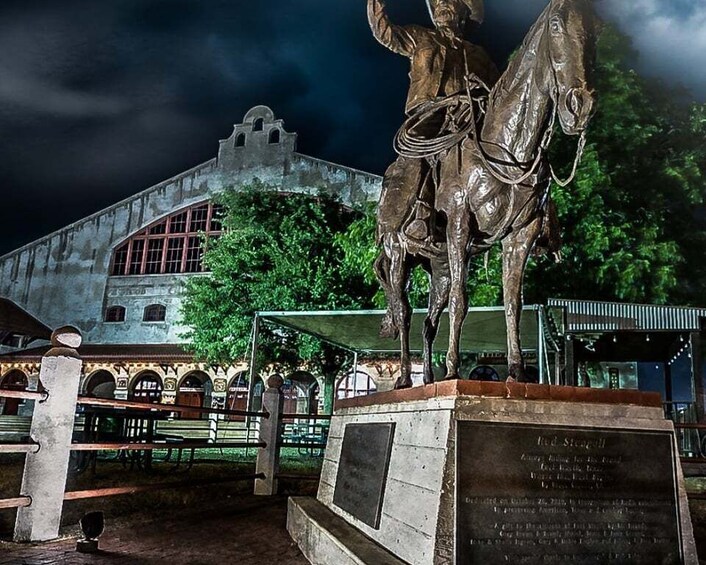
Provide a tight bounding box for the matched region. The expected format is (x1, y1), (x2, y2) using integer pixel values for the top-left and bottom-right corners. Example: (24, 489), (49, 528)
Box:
(491, 1), (555, 97)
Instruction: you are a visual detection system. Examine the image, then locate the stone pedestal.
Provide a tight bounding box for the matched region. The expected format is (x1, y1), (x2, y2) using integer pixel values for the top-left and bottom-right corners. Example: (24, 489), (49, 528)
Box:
(288, 381), (698, 565)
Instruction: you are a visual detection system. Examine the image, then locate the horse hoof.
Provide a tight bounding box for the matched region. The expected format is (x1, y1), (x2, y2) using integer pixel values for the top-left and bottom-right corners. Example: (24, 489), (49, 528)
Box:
(394, 378), (413, 390)
(444, 375), (460, 381)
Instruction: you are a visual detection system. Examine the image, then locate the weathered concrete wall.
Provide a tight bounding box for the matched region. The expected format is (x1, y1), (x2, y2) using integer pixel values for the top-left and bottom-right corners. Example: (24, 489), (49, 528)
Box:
(0, 106), (381, 345)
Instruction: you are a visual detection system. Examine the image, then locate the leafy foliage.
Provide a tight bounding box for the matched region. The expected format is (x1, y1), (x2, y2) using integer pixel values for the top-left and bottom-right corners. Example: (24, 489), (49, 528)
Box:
(528, 27), (698, 304)
(180, 181), (375, 370)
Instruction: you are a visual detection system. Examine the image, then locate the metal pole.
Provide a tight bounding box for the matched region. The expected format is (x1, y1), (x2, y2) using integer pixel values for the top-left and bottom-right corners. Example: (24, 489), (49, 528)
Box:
(538, 308), (546, 385)
(246, 314), (261, 422)
(245, 315), (261, 456)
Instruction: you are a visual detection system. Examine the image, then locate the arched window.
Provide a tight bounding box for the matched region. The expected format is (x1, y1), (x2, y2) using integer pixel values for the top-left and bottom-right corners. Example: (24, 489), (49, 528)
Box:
(336, 371), (377, 400)
(110, 201), (225, 276)
(143, 304), (166, 322)
(130, 372), (163, 404)
(235, 133), (246, 147)
(468, 366), (500, 382)
(253, 118), (264, 131)
(268, 129), (280, 144)
(84, 370), (116, 399)
(105, 306), (126, 323)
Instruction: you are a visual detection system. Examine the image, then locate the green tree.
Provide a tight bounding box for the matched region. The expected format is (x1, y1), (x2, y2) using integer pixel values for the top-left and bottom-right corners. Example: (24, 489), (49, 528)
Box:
(529, 27), (706, 305)
(180, 181), (376, 403)
(335, 205), (504, 309)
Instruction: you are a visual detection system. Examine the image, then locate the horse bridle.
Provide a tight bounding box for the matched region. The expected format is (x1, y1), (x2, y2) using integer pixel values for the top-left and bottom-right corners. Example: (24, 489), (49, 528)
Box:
(466, 9), (589, 189)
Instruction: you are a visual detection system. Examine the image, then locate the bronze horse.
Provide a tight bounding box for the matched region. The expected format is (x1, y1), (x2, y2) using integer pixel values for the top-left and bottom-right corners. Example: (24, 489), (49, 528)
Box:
(375, 0), (599, 388)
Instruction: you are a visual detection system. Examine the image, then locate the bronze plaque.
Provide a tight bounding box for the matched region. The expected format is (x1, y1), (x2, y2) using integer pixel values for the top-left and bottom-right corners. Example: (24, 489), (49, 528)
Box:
(456, 422), (682, 564)
(333, 422), (396, 529)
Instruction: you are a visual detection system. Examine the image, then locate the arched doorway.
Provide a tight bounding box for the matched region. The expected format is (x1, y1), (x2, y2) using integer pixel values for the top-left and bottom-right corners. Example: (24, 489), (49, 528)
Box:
(227, 372), (249, 421)
(0, 370), (28, 415)
(177, 372), (210, 419)
(84, 370), (116, 399)
(336, 371), (377, 400)
(129, 371), (163, 404)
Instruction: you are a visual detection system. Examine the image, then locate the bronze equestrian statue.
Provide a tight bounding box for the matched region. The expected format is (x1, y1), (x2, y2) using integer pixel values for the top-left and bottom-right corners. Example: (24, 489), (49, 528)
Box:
(371, 0), (599, 388)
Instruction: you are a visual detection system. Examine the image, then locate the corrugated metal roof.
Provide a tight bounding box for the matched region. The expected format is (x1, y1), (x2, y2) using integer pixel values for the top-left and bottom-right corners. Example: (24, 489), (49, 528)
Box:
(548, 299), (706, 333)
(259, 307), (540, 354)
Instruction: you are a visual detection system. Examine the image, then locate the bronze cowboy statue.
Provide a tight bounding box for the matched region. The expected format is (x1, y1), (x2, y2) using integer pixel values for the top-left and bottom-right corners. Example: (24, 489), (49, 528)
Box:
(370, 0), (599, 389)
(368, 0), (499, 249)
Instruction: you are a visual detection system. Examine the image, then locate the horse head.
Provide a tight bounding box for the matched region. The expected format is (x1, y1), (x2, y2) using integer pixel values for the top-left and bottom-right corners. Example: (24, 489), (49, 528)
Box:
(544, 0), (599, 136)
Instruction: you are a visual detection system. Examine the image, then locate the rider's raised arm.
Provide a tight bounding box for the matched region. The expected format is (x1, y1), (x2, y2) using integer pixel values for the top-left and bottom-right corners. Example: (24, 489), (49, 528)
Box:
(368, 0), (417, 57)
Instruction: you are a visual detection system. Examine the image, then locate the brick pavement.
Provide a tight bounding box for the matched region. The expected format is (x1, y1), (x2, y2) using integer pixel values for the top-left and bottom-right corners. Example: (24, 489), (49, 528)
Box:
(0, 496), (309, 565)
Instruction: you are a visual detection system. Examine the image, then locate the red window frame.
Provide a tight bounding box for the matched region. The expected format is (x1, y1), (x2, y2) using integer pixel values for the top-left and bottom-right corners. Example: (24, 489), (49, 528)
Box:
(110, 202), (224, 276)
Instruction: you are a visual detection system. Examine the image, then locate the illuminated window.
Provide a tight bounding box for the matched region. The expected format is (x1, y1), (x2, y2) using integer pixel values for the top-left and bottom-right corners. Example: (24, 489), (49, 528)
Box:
(145, 239), (164, 274)
(143, 304), (166, 322)
(129, 240), (145, 275)
(189, 204), (209, 232)
(165, 238), (185, 273)
(113, 245), (128, 275)
(105, 306), (126, 323)
(185, 236), (203, 272)
(169, 212), (187, 234)
(130, 372), (163, 404)
(110, 202), (224, 276)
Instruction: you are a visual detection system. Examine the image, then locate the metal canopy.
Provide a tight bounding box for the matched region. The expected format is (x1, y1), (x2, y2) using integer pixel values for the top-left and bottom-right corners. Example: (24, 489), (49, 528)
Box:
(0, 298), (52, 346)
(258, 306), (540, 354)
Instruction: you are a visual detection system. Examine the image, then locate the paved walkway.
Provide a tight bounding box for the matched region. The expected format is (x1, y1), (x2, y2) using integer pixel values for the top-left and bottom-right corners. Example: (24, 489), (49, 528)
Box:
(0, 496), (308, 565)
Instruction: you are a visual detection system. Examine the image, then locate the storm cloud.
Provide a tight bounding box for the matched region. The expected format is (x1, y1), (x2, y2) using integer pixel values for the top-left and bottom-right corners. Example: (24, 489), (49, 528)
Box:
(0, 0), (703, 256)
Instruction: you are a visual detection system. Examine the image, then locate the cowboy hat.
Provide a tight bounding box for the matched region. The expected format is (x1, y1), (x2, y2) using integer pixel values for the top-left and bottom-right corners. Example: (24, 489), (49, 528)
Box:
(426, 0), (485, 24)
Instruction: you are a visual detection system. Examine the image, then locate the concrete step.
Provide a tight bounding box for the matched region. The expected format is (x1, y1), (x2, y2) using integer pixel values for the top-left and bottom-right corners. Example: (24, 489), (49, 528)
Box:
(287, 497), (407, 565)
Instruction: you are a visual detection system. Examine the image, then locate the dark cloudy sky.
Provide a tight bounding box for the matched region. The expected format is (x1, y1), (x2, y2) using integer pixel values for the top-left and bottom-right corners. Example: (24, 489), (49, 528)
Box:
(1, 0), (704, 256)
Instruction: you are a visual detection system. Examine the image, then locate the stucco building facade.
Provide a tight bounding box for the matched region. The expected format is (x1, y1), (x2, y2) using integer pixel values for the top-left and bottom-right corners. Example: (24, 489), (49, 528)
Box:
(0, 106), (383, 416)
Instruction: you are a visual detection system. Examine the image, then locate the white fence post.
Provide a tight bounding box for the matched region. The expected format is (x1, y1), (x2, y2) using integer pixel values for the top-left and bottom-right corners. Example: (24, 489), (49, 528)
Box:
(14, 327), (83, 542)
(254, 375), (284, 496)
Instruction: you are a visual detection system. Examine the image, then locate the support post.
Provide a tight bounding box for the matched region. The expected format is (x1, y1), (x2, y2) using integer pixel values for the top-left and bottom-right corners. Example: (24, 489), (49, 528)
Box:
(692, 327), (706, 423)
(564, 335), (576, 387)
(254, 375), (284, 496)
(538, 308), (546, 385)
(14, 327), (83, 542)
